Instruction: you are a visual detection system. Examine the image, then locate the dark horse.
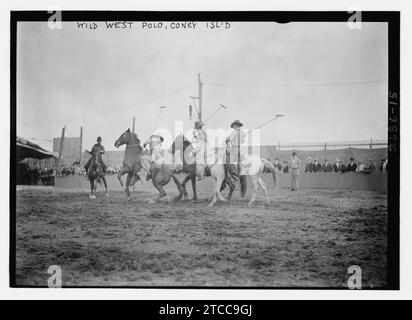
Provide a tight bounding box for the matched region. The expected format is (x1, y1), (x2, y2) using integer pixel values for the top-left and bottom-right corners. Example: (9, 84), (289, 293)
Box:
(170, 134), (235, 201)
(87, 149), (109, 199)
(114, 129), (144, 199)
(115, 128), (184, 203)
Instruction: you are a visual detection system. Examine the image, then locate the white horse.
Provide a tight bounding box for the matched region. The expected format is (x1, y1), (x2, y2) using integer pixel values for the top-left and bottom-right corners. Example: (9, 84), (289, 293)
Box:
(236, 155), (278, 207)
(207, 149), (278, 207)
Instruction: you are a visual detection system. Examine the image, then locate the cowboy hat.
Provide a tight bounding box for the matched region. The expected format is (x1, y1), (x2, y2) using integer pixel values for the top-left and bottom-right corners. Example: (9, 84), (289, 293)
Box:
(194, 121), (205, 129)
(150, 134), (164, 142)
(230, 120), (243, 128)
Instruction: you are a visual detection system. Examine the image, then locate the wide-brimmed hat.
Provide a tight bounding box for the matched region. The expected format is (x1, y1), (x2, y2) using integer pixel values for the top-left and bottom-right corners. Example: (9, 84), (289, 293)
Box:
(150, 134), (164, 142)
(230, 120), (243, 128)
(194, 121), (205, 129)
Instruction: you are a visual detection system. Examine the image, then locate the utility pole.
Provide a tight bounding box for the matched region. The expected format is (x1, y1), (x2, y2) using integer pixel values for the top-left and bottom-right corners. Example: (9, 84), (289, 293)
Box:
(198, 73), (203, 122)
(79, 126), (83, 165)
(57, 126), (66, 174)
(132, 117), (136, 133)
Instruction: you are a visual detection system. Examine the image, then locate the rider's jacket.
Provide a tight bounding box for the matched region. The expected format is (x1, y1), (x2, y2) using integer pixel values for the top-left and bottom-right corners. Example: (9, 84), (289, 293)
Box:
(91, 143), (105, 154)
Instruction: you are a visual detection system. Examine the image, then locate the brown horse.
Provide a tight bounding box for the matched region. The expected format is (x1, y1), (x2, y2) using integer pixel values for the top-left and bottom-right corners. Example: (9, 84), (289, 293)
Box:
(86, 149), (109, 199)
(114, 129), (143, 199)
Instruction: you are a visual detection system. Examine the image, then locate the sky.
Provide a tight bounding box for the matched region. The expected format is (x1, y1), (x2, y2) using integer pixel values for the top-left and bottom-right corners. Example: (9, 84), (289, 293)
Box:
(17, 21), (388, 151)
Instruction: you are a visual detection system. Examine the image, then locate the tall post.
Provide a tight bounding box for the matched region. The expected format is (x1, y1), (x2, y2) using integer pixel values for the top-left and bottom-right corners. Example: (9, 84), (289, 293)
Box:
(79, 126), (83, 165)
(198, 73), (202, 122)
(132, 117), (136, 133)
(57, 126), (66, 174)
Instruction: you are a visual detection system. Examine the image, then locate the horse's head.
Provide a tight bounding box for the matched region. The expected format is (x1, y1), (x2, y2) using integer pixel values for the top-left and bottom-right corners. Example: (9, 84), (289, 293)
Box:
(170, 134), (190, 154)
(115, 128), (133, 148)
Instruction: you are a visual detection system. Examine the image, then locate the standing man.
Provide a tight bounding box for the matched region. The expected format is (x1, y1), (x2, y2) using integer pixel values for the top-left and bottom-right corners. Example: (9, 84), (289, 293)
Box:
(347, 158), (357, 172)
(313, 158), (321, 173)
(191, 120), (207, 180)
(290, 152), (301, 191)
(84, 136), (106, 174)
(225, 120), (246, 178)
(305, 157), (313, 173)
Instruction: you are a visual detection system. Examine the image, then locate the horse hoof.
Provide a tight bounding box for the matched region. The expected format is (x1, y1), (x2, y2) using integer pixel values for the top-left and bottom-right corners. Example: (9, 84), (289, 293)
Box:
(192, 196), (198, 201)
(208, 203), (214, 207)
(148, 199), (155, 204)
(248, 201), (254, 207)
(89, 195), (96, 199)
(106, 193), (110, 198)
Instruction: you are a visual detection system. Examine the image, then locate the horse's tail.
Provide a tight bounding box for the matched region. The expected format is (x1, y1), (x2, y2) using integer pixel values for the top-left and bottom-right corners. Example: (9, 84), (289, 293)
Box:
(240, 175), (248, 198)
(262, 159), (277, 187)
(171, 174), (183, 201)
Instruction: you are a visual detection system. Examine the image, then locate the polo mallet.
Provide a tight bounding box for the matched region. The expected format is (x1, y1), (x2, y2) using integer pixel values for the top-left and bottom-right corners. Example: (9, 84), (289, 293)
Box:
(204, 104), (228, 123)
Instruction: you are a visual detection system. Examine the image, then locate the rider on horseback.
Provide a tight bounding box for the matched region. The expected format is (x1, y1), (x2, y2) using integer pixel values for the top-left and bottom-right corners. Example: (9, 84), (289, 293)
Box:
(191, 120), (207, 180)
(143, 134), (165, 181)
(84, 136), (107, 174)
(225, 120), (246, 179)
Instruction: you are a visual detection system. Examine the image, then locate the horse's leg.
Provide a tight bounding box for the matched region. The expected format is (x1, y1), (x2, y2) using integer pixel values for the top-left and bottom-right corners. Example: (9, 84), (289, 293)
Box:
(224, 175), (235, 201)
(89, 178), (96, 199)
(102, 176), (110, 197)
(208, 178), (218, 207)
(150, 181), (167, 203)
(257, 175), (268, 204)
(171, 174), (184, 201)
(220, 180), (227, 192)
(191, 175), (197, 200)
(217, 175), (227, 202)
(125, 172), (132, 200)
(181, 174), (191, 200)
(248, 175), (259, 207)
(117, 168), (128, 188)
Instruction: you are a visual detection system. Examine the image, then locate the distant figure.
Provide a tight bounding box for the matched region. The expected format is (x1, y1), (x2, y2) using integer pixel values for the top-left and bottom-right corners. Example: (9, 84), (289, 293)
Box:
(346, 158), (357, 172)
(290, 152), (301, 191)
(313, 158), (321, 173)
(365, 159), (376, 173)
(273, 158), (282, 172)
(356, 161), (365, 173)
(340, 161), (347, 173)
(305, 157), (313, 173)
(380, 157), (388, 172)
(282, 161), (289, 173)
(333, 159), (340, 172)
(321, 159), (333, 172)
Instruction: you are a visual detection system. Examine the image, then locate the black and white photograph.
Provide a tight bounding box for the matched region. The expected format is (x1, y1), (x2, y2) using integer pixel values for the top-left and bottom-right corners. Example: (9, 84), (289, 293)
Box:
(10, 11), (400, 290)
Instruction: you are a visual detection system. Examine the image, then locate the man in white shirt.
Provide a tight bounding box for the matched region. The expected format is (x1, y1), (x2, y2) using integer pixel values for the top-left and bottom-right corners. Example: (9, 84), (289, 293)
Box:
(143, 134), (164, 180)
(225, 120), (246, 178)
(191, 121), (207, 179)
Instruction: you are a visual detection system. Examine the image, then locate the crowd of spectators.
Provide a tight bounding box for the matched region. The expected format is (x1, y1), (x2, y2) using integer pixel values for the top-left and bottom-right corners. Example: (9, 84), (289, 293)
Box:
(267, 156), (388, 174)
(17, 166), (55, 186)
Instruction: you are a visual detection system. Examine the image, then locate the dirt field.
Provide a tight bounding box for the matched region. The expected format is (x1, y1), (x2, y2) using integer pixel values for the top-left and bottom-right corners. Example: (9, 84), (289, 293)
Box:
(14, 179), (387, 288)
